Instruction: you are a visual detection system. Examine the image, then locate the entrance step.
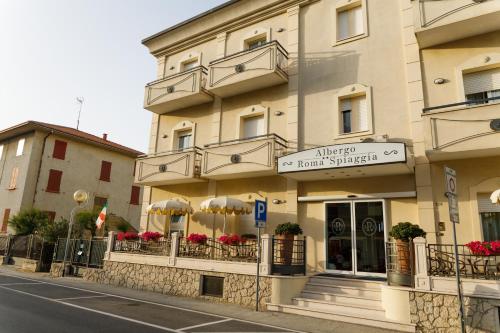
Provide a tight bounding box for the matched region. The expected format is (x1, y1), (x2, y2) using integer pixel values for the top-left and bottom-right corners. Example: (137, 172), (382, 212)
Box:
(267, 275), (415, 332)
(266, 303), (415, 332)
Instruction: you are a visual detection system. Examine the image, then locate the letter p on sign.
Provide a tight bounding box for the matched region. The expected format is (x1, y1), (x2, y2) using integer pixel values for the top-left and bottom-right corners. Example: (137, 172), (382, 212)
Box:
(255, 200), (267, 228)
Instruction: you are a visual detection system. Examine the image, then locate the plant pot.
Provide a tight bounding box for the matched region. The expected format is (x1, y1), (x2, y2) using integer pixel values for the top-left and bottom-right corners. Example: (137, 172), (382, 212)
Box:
(396, 239), (411, 274)
(277, 234), (295, 266)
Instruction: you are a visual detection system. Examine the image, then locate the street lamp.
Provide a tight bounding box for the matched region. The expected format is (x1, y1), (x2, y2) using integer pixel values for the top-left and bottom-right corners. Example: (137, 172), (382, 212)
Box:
(62, 189), (88, 277)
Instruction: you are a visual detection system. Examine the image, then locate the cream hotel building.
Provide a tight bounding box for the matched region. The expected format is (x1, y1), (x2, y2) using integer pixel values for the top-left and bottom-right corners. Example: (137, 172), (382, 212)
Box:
(133, 0), (500, 330)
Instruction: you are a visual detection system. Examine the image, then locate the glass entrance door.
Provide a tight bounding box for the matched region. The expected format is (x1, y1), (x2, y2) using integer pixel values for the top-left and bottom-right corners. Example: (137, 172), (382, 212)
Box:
(326, 200), (386, 276)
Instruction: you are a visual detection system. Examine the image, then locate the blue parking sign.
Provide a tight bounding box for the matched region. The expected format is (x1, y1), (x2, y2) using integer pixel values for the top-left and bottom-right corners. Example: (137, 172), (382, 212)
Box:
(255, 200), (267, 228)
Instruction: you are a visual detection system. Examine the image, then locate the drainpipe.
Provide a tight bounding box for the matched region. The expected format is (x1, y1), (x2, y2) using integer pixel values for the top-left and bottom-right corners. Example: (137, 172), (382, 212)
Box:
(32, 131), (53, 206)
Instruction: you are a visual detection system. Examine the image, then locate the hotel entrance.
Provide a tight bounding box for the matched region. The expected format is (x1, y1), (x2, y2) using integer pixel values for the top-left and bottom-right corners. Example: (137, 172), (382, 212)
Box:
(325, 200), (386, 277)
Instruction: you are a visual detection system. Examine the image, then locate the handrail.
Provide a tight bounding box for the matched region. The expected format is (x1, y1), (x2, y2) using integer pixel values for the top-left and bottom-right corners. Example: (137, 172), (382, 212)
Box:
(423, 96), (500, 113)
(137, 146), (203, 158)
(203, 133), (288, 148)
(209, 40), (288, 65)
(145, 66), (208, 87)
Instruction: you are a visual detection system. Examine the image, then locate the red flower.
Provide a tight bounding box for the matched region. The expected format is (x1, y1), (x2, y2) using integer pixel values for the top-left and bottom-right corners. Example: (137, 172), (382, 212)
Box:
(466, 241), (500, 256)
(186, 233), (208, 244)
(117, 232), (139, 241)
(218, 234), (244, 245)
(140, 231), (162, 242)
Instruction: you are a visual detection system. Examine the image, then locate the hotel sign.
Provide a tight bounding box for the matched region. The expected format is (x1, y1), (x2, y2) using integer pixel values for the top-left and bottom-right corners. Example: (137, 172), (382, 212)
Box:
(278, 142), (406, 173)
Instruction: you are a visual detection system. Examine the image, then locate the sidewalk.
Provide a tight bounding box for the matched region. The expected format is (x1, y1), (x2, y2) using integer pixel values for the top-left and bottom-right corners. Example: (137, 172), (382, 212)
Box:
(0, 266), (401, 333)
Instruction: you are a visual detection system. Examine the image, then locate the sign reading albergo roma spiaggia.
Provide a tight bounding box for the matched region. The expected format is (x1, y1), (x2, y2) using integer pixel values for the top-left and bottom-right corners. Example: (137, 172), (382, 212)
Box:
(278, 142), (407, 173)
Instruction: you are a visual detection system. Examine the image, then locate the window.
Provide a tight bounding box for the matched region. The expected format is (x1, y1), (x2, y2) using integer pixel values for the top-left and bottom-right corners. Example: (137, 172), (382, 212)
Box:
(177, 131), (192, 150)
(1, 209), (10, 232)
(181, 59), (198, 72)
(16, 138), (25, 156)
(130, 186), (140, 205)
(339, 95), (368, 134)
(201, 275), (224, 297)
(478, 194), (500, 241)
(8, 167), (19, 190)
(44, 211), (56, 222)
(94, 196), (107, 211)
(99, 161), (112, 182)
(242, 115), (265, 139)
(246, 36), (267, 50)
(337, 4), (363, 41)
(52, 140), (67, 160)
(464, 67), (500, 105)
(0, 145), (3, 160)
(46, 169), (63, 193)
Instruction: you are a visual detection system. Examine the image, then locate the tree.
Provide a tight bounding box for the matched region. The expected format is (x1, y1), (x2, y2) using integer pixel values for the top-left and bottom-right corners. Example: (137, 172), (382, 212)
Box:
(38, 218), (70, 243)
(74, 210), (99, 238)
(8, 209), (49, 235)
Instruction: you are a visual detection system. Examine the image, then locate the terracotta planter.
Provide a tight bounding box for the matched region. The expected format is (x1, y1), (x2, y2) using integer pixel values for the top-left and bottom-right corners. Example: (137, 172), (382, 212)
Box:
(396, 239), (411, 274)
(277, 234), (295, 265)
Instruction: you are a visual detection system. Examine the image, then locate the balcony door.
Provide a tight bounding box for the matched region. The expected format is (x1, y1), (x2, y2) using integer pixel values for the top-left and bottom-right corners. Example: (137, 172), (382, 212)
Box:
(242, 115), (265, 139)
(325, 200), (387, 277)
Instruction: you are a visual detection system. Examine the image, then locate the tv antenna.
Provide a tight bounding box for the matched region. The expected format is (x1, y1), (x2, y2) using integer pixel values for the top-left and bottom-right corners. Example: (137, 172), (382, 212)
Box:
(76, 97), (84, 130)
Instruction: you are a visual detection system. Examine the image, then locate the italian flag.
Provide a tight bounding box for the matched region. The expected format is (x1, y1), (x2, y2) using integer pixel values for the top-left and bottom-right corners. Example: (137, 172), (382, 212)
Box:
(96, 203), (107, 229)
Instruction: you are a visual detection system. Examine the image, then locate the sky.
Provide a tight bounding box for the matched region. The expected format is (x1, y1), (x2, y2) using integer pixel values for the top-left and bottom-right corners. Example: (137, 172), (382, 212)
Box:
(0, 0), (227, 152)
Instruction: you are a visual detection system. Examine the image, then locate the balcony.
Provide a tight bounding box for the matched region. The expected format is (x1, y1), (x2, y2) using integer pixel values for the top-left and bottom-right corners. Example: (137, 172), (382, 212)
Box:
(207, 41), (288, 97)
(135, 147), (204, 186)
(201, 134), (287, 180)
(422, 97), (500, 161)
(143, 66), (213, 114)
(412, 0), (500, 47)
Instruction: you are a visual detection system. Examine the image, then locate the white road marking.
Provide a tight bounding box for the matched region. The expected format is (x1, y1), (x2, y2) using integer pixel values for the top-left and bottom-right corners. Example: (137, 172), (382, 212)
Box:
(0, 282), (43, 286)
(54, 294), (110, 301)
(177, 318), (232, 331)
(0, 284), (181, 333)
(0, 272), (304, 333)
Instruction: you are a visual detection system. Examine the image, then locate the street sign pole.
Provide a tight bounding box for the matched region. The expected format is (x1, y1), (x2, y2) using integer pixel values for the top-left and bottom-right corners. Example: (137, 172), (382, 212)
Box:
(445, 166), (465, 333)
(256, 226), (261, 312)
(254, 199), (267, 312)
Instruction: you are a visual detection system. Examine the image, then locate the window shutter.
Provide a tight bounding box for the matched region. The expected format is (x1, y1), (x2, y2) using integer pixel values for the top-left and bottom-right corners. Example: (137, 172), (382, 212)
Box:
(463, 67), (500, 95)
(354, 95), (368, 132)
(45, 211), (56, 222)
(100, 161), (112, 182)
(46, 169), (63, 193)
(352, 5), (363, 36)
(16, 138), (25, 156)
(478, 194), (500, 213)
(9, 167), (19, 189)
(1, 209), (10, 232)
(337, 10), (349, 40)
(0, 145), (3, 160)
(243, 115), (265, 139)
(130, 186), (140, 205)
(53, 140), (67, 160)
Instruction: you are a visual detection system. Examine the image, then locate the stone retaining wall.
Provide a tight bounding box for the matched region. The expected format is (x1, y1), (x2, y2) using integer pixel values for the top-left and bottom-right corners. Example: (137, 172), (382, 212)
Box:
(83, 260), (272, 309)
(50, 262), (64, 277)
(410, 291), (500, 332)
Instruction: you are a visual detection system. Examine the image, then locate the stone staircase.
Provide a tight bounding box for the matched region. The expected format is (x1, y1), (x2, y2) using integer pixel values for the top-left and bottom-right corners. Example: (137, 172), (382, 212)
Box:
(267, 275), (415, 332)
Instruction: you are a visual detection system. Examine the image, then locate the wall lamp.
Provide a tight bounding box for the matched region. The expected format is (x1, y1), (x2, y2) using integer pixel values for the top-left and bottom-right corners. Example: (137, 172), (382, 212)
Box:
(272, 199), (286, 204)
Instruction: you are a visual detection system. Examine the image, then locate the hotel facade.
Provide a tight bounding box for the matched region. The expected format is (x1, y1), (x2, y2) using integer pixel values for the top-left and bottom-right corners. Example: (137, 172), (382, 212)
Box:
(120, 0), (500, 331)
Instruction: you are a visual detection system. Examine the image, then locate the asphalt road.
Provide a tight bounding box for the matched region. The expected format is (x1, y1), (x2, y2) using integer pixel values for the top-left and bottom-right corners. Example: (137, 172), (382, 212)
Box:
(0, 273), (299, 333)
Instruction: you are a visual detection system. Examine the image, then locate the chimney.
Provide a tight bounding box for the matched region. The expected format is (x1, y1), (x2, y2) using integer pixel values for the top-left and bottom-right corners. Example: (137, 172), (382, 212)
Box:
(102, 133), (108, 141)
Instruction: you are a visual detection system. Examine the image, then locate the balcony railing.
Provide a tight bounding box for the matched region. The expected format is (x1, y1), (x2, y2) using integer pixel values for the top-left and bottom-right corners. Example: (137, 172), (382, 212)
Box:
(113, 238), (172, 256)
(178, 237), (258, 263)
(428, 244), (500, 280)
(135, 147), (203, 186)
(202, 134), (287, 179)
(144, 66), (213, 114)
(207, 40), (288, 97)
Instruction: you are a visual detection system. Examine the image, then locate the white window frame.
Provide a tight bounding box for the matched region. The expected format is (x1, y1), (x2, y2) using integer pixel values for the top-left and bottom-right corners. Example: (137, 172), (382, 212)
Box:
(0, 145), (3, 160)
(177, 52), (202, 73)
(170, 120), (196, 151)
(177, 131), (192, 150)
(334, 84), (373, 139)
(16, 138), (25, 156)
(332, 0), (368, 46)
(241, 28), (271, 51)
(236, 105), (269, 140)
(455, 53), (500, 103)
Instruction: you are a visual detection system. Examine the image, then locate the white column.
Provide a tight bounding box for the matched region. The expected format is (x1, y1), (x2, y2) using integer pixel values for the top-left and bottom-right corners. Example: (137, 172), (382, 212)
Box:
(413, 236), (431, 290)
(105, 231), (115, 261)
(169, 232), (179, 266)
(260, 234), (272, 275)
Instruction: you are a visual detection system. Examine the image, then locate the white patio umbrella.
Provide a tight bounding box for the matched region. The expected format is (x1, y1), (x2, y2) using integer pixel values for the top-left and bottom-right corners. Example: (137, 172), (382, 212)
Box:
(491, 189), (500, 205)
(147, 199), (193, 236)
(200, 197), (252, 236)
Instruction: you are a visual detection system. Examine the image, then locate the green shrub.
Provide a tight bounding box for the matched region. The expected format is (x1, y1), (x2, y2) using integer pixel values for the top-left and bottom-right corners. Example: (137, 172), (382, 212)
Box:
(8, 209), (49, 235)
(38, 218), (70, 242)
(275, 222), (303, 236)
(389, 222), (426, 241)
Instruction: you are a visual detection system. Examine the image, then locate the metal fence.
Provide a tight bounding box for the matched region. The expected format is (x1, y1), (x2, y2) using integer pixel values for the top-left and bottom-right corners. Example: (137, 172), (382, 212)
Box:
(271, 237), (306, 275)
(428, 244), (500, 280)
(386, 241), (414, 287)
(53, 238), (107, 268)
(0, 234), (54, 272)
(178, 238), (258, 262)
(113, 238), (172, 256)
(0, 235), (10, 256)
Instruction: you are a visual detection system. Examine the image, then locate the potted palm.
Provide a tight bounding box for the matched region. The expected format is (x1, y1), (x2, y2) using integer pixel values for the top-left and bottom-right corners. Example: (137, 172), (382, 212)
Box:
(389, 222), (426, 274)
(275, 223), (303, 266)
